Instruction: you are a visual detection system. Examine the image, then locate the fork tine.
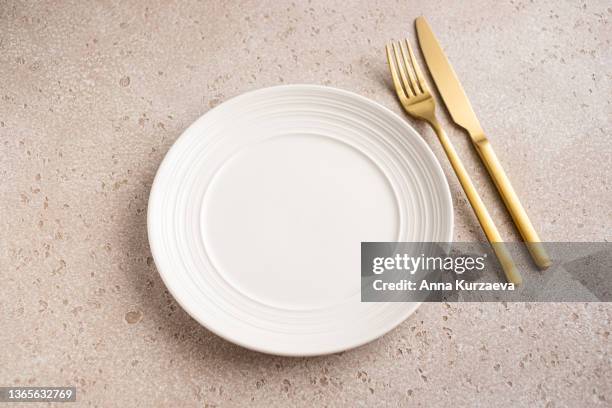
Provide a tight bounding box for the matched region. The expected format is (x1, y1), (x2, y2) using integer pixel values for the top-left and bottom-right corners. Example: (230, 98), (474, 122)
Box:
(391, 42), (415, 97)
(385, 44), (407, 100)
(405, 39), (429, 94)
(398, 41), (422, 94)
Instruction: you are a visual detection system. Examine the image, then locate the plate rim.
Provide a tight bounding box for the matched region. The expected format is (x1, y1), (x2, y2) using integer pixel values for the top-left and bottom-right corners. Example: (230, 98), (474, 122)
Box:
(147, 84), (454, 356)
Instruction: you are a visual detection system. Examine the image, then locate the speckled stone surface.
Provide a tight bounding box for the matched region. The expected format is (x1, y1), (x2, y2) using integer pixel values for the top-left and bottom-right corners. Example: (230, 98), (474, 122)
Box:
(1, 1), (610, 406)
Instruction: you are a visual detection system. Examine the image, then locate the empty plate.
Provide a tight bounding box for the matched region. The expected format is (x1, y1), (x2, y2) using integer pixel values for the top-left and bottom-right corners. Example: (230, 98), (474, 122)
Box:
(147, 85), (453, 356)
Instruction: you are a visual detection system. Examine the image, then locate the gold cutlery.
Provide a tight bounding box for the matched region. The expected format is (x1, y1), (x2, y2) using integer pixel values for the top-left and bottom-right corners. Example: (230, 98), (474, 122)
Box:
(385, 39), (521, 284)
(415, 16), (551, 270)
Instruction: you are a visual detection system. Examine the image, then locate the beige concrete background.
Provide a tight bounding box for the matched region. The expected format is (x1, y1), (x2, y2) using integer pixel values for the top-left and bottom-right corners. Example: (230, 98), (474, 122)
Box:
(1, 0), (610, 406)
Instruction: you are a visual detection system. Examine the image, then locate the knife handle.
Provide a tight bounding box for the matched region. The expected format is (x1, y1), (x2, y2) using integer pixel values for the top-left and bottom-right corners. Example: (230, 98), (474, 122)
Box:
(473, 139), (551, 269)
(430, 121), (522, 284)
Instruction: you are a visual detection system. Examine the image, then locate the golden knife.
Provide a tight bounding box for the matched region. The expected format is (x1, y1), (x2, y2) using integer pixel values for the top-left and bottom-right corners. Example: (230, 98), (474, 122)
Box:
(415, 16), (551, 270)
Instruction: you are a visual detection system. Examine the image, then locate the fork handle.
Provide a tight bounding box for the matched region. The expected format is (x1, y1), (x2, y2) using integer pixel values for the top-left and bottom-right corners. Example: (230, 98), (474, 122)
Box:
(473, 140), (551, 270)
(430, 120), (522, 284)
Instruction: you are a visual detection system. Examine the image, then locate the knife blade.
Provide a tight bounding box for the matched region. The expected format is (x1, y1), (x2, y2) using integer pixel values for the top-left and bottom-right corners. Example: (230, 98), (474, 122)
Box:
(415, 16), (485, 142)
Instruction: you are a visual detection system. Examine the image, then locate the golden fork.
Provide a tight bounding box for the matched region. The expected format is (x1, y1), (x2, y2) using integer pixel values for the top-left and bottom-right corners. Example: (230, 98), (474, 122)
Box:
(385, 39), (521, 284)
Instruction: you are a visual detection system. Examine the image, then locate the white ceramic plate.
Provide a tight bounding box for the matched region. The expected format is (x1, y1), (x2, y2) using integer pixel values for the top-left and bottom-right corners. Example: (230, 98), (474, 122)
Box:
(147, 85), (453, 356)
